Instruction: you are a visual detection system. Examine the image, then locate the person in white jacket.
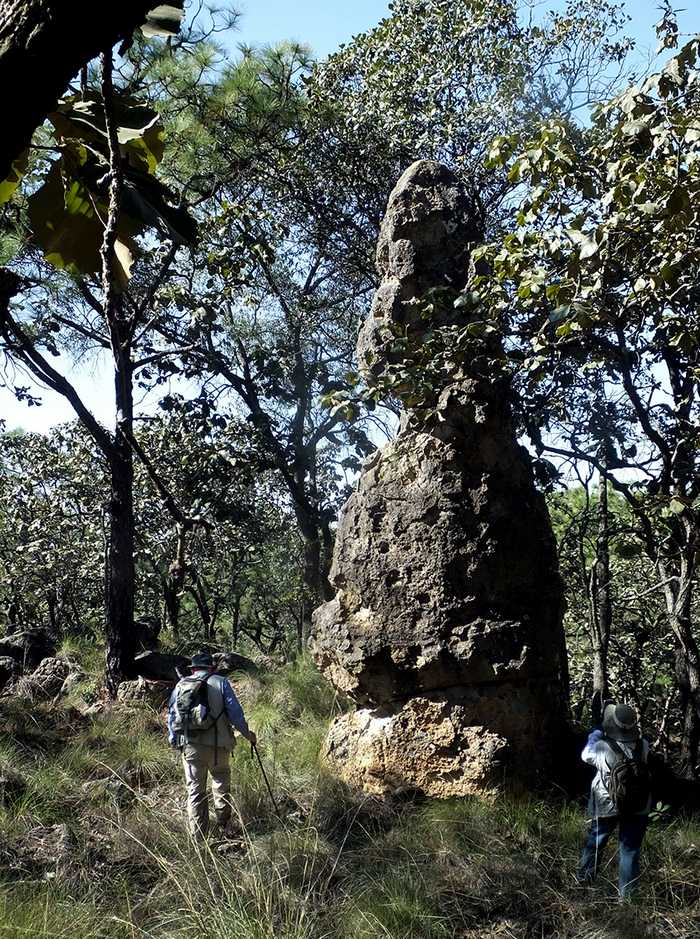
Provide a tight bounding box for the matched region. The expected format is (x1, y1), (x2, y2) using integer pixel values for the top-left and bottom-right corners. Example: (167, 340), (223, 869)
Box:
(577, 702), (651, 898)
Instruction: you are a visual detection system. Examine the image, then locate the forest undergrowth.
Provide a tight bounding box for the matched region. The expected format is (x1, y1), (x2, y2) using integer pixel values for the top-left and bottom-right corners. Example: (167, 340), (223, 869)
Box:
(0, 648), (698, 939)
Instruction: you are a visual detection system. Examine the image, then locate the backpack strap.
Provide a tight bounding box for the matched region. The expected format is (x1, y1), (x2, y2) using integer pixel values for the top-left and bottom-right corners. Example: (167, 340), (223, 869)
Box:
(602, 736), (623, 756)
(604, 736), (645, 763)
(207, 675), (226, 723)
(602, 736), (625, 767)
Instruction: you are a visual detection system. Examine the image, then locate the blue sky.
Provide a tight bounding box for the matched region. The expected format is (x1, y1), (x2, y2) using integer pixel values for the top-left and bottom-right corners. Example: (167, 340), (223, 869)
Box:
(233, 0), (391, 57)
(231, 0), (700, 61)
(2, 0), (700, 433)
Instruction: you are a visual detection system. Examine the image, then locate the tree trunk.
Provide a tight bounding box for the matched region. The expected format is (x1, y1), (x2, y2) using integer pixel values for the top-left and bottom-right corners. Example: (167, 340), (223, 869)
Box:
(0, 0), (153, 180)
(675, 643), (700, 778)
(296, 507), (326, 647)
(104, 346), (136, 696)
(231, 593), (241, 649)
(163, 523), (186, 638)
(591, 472), (611, 698)
(105, 443), (135, 694)
(660, 547), (700, 778)
(186, 572), (212, 641)
(163, 577), (178, 638)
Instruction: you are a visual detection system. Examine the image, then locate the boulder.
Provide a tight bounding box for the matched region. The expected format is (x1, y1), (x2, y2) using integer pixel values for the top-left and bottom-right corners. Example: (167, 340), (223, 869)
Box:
(133, 650), (190, 682)
(133, 649), (263, 684)
(0, 628), (55, 669)
(117, 677), (170, 709)
(25, 657), (70, 698)
(229, 674), (263, 713)
(58, 668), (87, 697)
(213, 651), (260, 676)
(23, 823), (78, 879)
(311, 161), (569, 797)
(136, 616), (162, 649)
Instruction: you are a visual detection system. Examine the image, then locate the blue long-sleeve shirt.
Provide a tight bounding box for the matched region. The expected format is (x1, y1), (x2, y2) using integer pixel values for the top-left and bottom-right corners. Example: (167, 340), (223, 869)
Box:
(168, 670), (249, 745)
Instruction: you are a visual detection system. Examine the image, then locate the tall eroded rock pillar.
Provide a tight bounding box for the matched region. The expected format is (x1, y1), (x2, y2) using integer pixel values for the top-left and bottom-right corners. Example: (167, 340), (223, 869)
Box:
(311, 160), (569, 797)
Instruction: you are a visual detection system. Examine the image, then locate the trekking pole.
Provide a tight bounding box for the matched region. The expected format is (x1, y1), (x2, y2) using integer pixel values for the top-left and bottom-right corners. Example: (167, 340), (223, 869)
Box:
(251, 741), (282, 817)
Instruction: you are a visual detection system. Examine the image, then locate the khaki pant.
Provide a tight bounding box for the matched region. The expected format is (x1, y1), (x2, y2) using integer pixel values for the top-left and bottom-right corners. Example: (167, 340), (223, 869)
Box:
(181, 742), (233, 835)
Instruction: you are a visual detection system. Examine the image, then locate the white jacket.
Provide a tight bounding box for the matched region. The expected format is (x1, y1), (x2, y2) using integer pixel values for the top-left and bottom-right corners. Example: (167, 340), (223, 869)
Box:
(582, 729), (651, 818)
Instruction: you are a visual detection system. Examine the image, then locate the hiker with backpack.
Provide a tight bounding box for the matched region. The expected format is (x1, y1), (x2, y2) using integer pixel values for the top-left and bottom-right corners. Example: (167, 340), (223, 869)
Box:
(168, 652), (257, 836)
(577, 701), (652, 899)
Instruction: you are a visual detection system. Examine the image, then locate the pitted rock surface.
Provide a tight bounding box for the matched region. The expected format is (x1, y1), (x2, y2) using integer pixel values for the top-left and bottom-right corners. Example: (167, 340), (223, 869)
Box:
(16, 656), (70, 699)
(311, 160), (568, 797)
(117, 677), (170, 709)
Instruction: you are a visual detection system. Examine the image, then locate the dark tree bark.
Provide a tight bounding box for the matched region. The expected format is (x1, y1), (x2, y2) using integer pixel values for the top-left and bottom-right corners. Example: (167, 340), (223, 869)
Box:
(105, 418), (136, 694)
(230, 593), (241, 648)
(0, 0), (153, 180)
(100, 51), (139, 696)
(163, 523), (187, 638)
(661, 545), (700, 778)
(590, 470), (611, 700)
(102, 278), (137, 692)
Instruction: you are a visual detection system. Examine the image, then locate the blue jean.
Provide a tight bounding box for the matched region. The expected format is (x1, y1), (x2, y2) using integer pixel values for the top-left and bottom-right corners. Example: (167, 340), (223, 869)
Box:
(578, 814), (649, 897)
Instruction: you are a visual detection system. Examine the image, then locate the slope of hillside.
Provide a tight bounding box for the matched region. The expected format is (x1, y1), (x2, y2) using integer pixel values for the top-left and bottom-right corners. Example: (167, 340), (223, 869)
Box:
(0, 648), (698, 939)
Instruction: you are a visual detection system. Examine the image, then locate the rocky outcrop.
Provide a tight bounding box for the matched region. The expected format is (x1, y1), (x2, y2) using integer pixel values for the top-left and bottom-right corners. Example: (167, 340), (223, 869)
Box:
(7, 656), (75, 701)
(311, 160), (568, 797)
(23, 656), (70, 698)
(0, 628), (56, 669)
(117, 677), (170, 709)
(133, 650), (190, 682)
(213, 651), (261, 677)
(132, 649), (261, 684)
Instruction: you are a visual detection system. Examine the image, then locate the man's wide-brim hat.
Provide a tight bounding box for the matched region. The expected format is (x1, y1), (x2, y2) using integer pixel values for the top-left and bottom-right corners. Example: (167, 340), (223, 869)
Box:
(603, 703), (640, 742)
(191, 652), (214, 669)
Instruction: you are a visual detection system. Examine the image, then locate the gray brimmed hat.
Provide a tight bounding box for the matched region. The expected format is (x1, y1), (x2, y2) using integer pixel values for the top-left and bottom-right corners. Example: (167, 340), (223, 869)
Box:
(191, 652), (214, 669)
(603, 702), (640, 742)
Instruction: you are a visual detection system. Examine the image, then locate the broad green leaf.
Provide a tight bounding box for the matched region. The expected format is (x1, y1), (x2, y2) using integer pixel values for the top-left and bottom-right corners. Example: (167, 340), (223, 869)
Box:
(0, 149), (29, 205)
(64, 178), (97, 219)
(28, 163), (138, 287)
(579, 236), (599, 260)
(121, 169), (197, 245)
(50, 96), (165, 175)
(29, 163), (104, 276)
(123, 126), (165, 174)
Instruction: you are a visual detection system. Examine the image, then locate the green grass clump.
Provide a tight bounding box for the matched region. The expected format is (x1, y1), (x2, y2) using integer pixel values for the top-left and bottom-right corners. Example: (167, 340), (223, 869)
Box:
(0, 884), (132, 939)
(340, 859), (454, 939)
(56, 636), (104, 678)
